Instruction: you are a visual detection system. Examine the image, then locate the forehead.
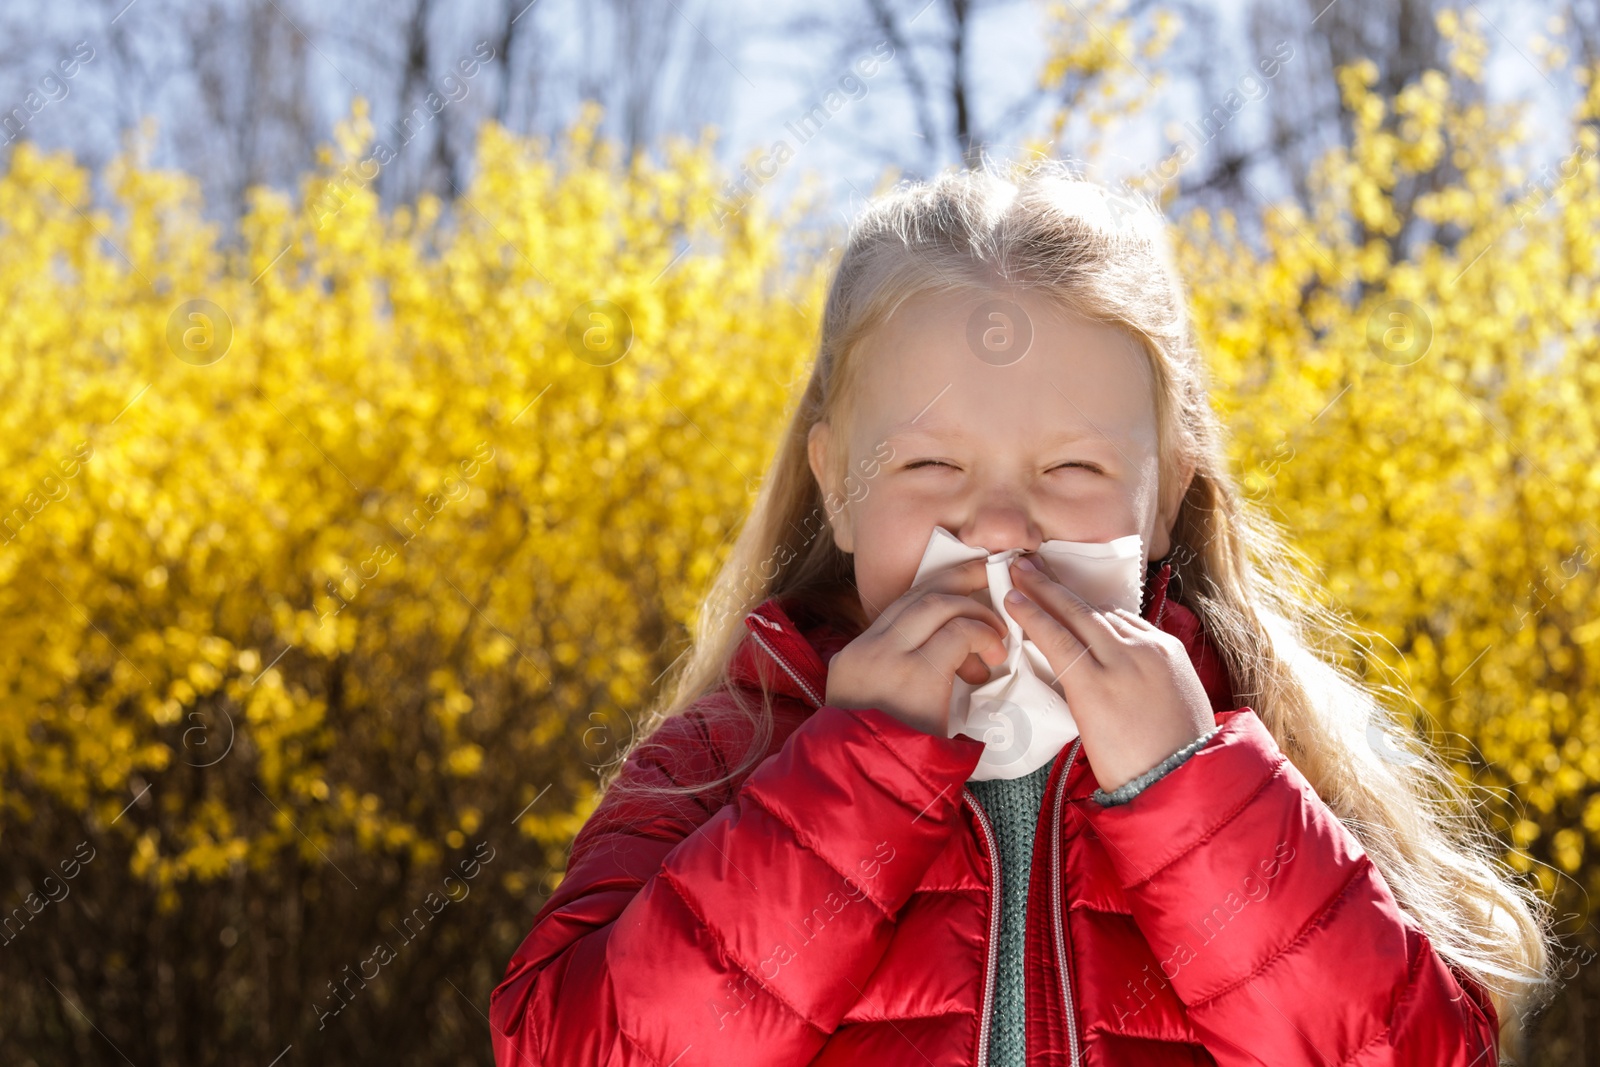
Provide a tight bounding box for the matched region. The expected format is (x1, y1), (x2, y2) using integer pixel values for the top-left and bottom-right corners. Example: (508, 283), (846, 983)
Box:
(850, 290), (1157, 453)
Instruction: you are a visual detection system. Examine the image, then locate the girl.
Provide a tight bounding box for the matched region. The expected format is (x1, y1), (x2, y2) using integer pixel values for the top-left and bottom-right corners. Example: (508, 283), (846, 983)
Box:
(489, 162), (1555, 1066)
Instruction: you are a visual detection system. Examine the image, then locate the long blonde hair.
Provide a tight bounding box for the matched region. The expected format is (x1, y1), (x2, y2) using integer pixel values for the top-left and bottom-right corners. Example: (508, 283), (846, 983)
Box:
(611, 158), (1557, 1042)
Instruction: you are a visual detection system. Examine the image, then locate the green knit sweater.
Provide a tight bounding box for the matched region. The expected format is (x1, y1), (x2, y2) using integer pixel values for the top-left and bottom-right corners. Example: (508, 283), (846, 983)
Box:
(966, 759), (1054, 1066)
(964, 731), (1218, 1065)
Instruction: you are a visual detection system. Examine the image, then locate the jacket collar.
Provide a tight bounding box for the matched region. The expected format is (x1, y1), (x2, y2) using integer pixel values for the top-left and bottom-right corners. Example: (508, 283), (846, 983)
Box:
(730, 557), (1236, 726)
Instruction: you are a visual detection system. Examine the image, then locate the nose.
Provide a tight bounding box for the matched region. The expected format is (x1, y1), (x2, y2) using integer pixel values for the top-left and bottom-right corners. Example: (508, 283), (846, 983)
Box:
(955, 500), (1041, 555)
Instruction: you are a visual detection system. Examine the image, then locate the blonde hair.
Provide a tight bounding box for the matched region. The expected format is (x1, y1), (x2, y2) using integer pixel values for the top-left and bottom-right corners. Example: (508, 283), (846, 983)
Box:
(608, 158), (1558, 1044)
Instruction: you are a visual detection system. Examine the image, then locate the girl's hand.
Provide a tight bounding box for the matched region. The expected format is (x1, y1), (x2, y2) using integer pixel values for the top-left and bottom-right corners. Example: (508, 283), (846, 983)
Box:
(825, 558), (1010, 737)
(1005, 556), (1215, 792)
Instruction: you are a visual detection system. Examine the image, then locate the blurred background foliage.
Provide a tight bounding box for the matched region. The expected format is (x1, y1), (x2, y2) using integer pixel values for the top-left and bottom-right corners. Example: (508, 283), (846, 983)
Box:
(0, 100), (830, 1059)
(1, 0), (1599, 1063)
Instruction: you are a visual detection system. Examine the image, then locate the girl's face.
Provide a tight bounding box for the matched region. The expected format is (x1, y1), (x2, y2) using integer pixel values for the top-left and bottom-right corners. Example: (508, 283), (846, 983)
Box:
(808, 288), (1194, 626)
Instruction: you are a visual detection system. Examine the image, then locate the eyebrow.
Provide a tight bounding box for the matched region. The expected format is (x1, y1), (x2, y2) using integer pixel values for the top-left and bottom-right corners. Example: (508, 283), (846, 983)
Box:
(884, 419), (1124, 450)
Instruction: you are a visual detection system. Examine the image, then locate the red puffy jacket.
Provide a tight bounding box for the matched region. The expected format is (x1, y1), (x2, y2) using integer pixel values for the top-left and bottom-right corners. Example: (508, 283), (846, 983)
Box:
(490, 564), (1501, 1066)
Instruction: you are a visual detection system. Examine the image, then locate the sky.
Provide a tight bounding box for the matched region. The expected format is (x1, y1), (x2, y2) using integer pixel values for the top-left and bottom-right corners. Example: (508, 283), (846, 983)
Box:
(0, 0), (1580, 233)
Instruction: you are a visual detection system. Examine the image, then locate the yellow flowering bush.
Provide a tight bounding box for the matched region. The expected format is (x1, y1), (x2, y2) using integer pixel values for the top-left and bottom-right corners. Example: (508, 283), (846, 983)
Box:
(1171, 11), (1600, 1049)
(0, 9), (1595, 1060)
(1037, 0), (1180, 158)
(0, 100), (827, 1059)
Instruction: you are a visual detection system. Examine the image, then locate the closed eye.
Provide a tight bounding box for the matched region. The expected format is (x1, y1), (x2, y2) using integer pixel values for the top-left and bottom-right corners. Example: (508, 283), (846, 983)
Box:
(904, 459), (1103, 474)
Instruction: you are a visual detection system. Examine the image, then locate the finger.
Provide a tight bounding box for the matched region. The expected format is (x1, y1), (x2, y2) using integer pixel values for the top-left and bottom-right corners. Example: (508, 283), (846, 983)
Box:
(880, 590), (1007, 664)
(872, 558), (988, 632)
(861, 558), (989, 634)
(910, 556), (992, 599)
(956, 651), (992, 685)
(1108, 606), (1154, 630)
(1099, 607), (1144, 637)
(883, 579), (1004, 646)
(1007, 560), (1121, 651)
(1002, 586), (1100, 677)
(922, 615), (1010, 680)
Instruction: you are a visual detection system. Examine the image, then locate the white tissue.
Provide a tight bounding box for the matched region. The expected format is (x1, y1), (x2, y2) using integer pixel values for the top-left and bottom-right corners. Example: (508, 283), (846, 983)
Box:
(909, 525), (1146, 781)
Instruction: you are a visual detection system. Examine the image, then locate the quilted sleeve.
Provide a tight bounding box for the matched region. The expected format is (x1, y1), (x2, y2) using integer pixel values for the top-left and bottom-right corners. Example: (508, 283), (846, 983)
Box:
(488, 695), (986, 1067)
(1078, 707), (1501, 1066)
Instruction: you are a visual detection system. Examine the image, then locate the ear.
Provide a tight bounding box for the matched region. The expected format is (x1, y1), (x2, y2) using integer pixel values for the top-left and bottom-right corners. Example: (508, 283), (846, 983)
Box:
(807, 421), (855, 554)
(1150, 453), (1196, 560)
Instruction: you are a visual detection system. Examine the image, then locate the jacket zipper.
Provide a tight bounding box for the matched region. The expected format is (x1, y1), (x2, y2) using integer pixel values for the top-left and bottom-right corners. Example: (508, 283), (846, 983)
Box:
(964, 789), (1002, 1067)
(1051, 736), (1085, 1067)
(746, 618), (1026, 1067)
(750, 577), (1163, 1067)
(744, 623), (826, 707)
